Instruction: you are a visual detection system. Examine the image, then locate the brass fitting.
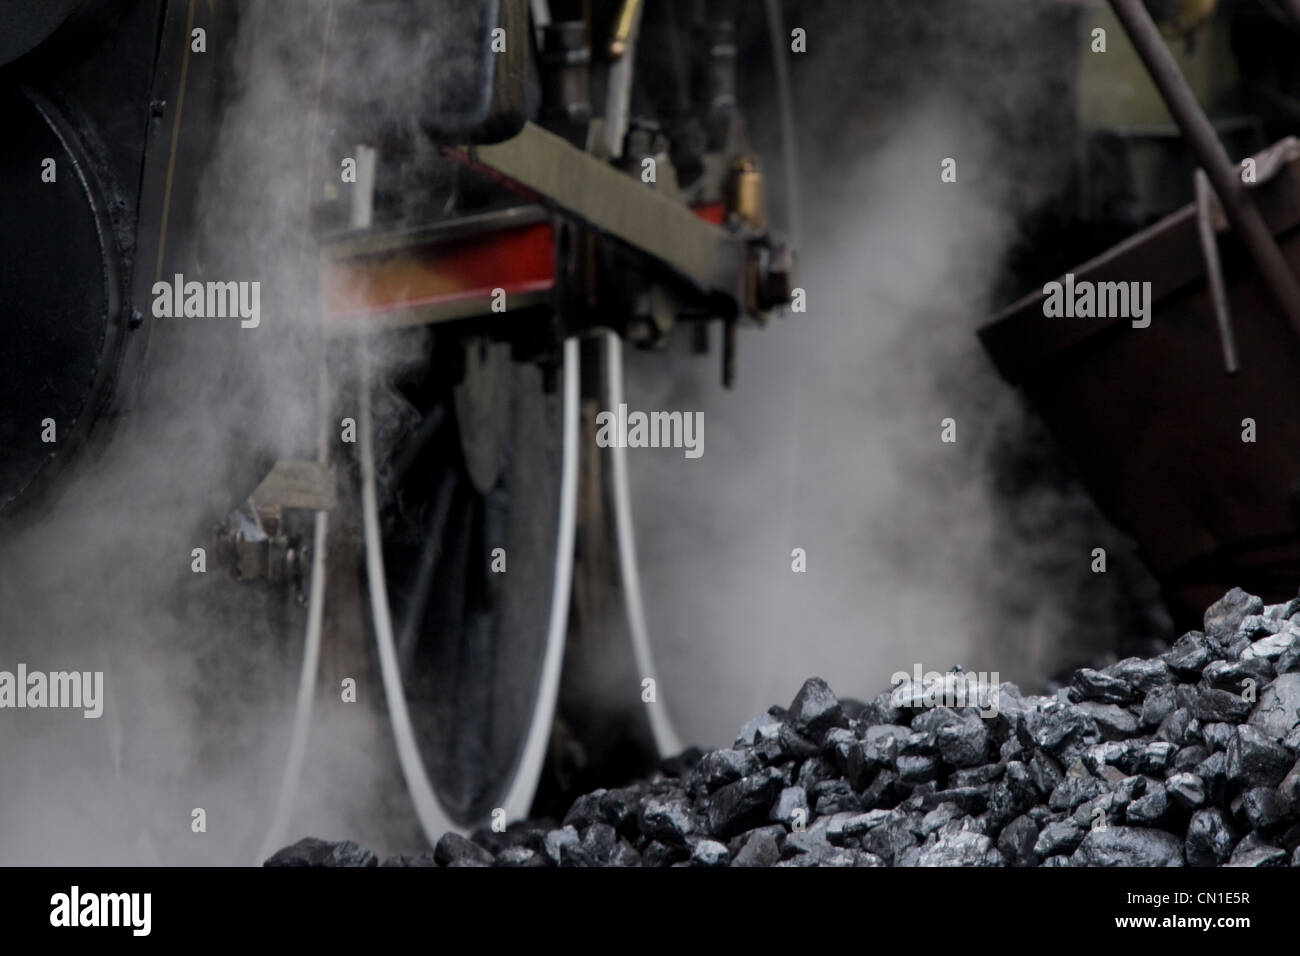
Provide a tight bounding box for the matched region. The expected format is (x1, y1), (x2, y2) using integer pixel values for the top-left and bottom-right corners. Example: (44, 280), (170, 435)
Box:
(727, 156), (764, 230)
(609, 0), (644, 60)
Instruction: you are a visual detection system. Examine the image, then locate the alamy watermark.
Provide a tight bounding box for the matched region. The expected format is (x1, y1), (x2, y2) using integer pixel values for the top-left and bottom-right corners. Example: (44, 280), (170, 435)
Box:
(1042, 273), (1151, 329)
(50, 886), (150, 936)
(595, 403), (704, 459)
(0, 664), (103, 718)
(151, 273), (261, 328)
(890, 664), (1001, 718)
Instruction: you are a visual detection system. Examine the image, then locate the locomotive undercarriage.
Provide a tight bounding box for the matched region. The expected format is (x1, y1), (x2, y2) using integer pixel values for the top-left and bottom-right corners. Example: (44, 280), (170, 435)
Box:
(0, 0), (796, 858)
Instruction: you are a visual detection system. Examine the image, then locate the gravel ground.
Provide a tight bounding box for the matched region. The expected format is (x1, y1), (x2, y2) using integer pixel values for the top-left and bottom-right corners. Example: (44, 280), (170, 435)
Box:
(267, 586), (1300, 867)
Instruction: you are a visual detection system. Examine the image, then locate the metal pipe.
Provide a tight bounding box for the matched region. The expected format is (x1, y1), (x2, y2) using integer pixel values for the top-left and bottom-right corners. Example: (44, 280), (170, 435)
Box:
(764, 0), (802, 245)
(1195, 170), (1239, 374)
(604, 0), (643, 157)
(1110, 0), (1300, 340)
(609, 0), (644, 59)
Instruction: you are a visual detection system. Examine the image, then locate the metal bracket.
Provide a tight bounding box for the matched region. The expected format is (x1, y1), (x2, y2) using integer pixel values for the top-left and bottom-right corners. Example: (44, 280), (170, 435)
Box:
(452, 122), (754, 311)
(249, 460), (337, 518)
(217, 460), (336, 594)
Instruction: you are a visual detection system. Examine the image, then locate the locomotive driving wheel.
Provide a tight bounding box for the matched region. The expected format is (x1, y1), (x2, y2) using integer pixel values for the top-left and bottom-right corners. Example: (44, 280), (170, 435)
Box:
(357, 333), (578, 838)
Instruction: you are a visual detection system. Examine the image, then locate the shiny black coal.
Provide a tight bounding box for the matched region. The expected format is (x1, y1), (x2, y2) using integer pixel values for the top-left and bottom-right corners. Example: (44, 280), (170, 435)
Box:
(268, 587), (1300, 867)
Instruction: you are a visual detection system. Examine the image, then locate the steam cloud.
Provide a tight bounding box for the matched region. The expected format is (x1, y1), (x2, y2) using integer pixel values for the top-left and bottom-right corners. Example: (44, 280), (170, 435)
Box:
(0, 0), (1171, 864)
(627, 0), (1170, 749)
(0, 1), (421, 864)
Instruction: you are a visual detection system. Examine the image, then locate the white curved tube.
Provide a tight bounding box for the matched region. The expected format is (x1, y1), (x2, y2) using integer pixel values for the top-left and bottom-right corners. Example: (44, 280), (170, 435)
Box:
(255, 508), (328, 863)
(499, 336), (580, 817)
(605, 332), (685, 758)
(255, 362), (332, 864)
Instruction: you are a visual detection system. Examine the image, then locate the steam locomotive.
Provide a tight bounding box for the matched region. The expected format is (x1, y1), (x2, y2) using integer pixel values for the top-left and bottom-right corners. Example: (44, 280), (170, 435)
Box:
(16, 0), (1298, 863)
(0, 0), (796, 854)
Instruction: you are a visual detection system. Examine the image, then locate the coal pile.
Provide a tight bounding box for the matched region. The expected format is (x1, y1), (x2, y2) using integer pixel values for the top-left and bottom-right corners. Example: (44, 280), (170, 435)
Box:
(266, 587), (1300, 867)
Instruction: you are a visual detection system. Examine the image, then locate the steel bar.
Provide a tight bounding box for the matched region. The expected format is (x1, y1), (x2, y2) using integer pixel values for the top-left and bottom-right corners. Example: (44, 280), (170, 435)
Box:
(609, 0), (644, 59)
(1194, 170), (1240, 373)
(1110, 0), (1300, 340)
(465, 122), (749, 305)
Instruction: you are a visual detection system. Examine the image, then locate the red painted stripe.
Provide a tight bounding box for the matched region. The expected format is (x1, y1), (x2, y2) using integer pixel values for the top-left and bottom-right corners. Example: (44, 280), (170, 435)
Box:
(324, 222), (555, 319)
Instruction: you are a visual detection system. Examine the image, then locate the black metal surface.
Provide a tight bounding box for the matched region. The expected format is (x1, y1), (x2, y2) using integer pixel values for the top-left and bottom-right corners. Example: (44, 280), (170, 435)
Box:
(0, 90), (121, 513)
(0, 0), (179, 514)
(0, 0), (86, 66)
(326, 0), (530, 144)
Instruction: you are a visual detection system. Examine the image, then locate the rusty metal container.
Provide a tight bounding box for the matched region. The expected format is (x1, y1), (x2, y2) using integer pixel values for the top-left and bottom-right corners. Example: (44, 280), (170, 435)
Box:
(980, 138), (1300, 628)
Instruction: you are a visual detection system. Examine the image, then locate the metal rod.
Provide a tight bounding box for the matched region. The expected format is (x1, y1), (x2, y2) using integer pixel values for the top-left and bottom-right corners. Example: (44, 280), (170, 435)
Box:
(1110, 0), (1300, 340)
(722, 318), (737, 388)
(609, 0), (644, 59)
(1195, 170), (1240, 374)
(765, 0), (802, 245)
